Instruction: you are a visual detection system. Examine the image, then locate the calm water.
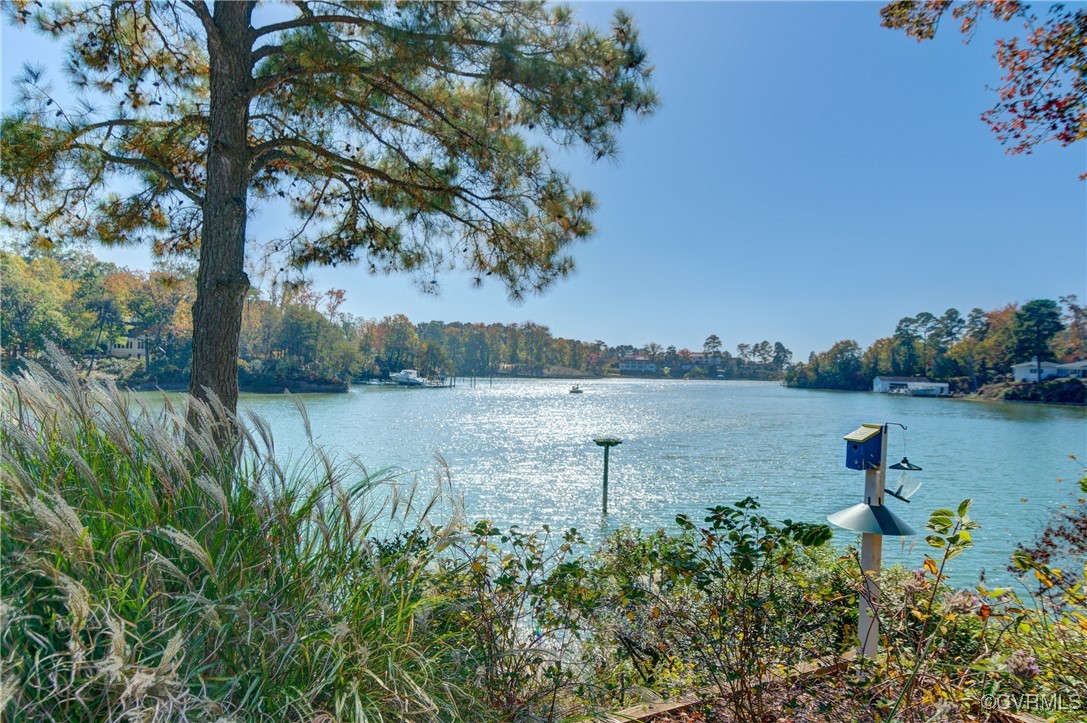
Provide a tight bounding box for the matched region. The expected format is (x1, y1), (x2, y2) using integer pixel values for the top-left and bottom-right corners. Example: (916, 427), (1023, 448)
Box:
(150, 379), (1086, 585)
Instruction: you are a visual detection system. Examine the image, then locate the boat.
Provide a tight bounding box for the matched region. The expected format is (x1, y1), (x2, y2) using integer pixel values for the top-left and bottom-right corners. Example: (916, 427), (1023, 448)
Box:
(569, 384), (583, 394)
(907, 385), (943, 397)
(390, 369), (425, 386)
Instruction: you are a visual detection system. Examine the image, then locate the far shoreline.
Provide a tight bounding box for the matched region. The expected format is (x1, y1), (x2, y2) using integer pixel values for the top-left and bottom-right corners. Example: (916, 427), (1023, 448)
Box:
(116, 375), (1087, 406)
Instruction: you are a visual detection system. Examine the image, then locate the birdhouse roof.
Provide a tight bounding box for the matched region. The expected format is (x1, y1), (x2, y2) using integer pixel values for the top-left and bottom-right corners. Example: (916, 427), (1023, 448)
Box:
(843, 425), (881, 443)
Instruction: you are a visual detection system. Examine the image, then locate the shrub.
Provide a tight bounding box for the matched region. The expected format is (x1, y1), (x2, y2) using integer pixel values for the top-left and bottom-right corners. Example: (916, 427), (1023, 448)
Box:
(585, 499), (836, 720)
(433, 524), (602, 720)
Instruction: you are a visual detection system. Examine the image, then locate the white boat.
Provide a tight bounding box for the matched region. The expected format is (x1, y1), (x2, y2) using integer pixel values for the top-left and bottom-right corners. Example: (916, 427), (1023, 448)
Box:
(390, 369), (424, 386)
(569, 384), (583, 394)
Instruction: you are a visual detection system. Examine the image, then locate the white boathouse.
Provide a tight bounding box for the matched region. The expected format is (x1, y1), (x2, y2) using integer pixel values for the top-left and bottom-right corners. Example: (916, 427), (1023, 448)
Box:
(872, 376), (949, 396)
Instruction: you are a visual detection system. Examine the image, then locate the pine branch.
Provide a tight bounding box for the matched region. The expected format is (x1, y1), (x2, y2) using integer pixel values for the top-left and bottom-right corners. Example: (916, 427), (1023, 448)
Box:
(75, 145), (204, 204)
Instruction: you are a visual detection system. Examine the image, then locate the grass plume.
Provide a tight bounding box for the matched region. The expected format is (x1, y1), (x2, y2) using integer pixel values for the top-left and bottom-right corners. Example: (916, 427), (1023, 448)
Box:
(1, 350), (468, 721)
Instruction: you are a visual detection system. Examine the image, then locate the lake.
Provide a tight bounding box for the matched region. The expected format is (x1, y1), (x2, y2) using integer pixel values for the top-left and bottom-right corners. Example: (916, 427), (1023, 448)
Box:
(151, 379), (1087, 586)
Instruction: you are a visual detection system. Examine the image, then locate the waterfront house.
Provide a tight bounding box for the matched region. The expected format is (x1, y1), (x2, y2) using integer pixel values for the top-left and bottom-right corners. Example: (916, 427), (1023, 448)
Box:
(1011, 358), (1087, 382)
(107, 324), (150, 363)
(618, 356), (658, 375)
(107, 336), (147, 360)
(679, 354), (738, 372)
(872, 376), (950, 396)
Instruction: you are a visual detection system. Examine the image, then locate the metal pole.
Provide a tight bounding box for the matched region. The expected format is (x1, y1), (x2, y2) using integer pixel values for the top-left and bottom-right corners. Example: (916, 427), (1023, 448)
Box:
(602, 445), (610, 515)
(858, 424), (888, 658)
(594, 437), (621, 517)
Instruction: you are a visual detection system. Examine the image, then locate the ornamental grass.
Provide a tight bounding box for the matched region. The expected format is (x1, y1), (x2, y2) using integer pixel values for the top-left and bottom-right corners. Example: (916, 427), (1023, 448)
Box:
(1, 350), (469, 722)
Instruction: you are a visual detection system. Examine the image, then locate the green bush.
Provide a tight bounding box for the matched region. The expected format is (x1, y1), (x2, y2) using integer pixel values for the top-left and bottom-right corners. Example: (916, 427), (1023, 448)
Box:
(581, 500), (837, 720)
(432, 524), (602, 720)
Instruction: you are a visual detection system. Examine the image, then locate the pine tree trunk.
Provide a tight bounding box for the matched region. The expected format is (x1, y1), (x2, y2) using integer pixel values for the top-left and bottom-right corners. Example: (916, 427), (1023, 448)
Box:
(188, 2), (252, 431)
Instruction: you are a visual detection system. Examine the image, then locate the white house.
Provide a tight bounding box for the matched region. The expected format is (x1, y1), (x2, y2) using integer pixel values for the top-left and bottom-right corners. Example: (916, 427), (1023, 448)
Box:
(680, 354), (737, 371)
(1011, 358), (1087, 382)
(618, 356), (657, 375)
(108, 335), (148, 361)
(872, 376), (949, 396)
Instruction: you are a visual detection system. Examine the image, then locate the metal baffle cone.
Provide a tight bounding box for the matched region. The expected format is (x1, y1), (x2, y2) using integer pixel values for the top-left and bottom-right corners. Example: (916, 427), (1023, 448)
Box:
(889, 457), (923, 471)
(827, 503), (916, 536)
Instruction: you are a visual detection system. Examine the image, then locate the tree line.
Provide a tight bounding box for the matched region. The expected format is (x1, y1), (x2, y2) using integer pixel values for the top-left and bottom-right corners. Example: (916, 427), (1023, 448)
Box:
(784, 299), (1087, 391)
(1, 250), (792, 386)
(8, 249), (1075, 393)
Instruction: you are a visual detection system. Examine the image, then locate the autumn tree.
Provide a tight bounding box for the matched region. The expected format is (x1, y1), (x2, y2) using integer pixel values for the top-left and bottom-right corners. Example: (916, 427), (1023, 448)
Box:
(2, 1), (656, 420)
(0, 253), (73, 358)
(378, 313), (420, 373)
(966, 307), (989, 340)
(862, 337), (896, 380)
(1052, 294), (1087, 361)
(881, 0), (1086, 177)
(783, 340), (866, 390)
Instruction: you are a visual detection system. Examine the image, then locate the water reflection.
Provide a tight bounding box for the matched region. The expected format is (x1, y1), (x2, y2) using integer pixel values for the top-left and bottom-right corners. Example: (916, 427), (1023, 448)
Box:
(138, 379), (1085, 586)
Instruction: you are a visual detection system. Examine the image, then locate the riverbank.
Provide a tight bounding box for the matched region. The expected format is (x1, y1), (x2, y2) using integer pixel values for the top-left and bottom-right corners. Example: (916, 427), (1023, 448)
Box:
(973, 377), (1087, 405)
(783, 379), (1087, 406)
(127, 376), (350, 394)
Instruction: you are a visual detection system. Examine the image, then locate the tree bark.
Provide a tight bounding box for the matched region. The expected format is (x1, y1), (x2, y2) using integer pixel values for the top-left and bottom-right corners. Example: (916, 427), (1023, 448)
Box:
(188, 2), (253, 432)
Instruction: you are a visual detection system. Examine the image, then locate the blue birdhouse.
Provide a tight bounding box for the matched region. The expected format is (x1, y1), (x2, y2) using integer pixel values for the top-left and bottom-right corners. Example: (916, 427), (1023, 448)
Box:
(844, 424), (882, 470)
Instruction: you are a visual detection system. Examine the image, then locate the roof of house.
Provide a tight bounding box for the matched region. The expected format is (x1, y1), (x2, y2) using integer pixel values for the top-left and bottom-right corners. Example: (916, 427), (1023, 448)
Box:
(1011, 360), (1060, 368)
(873, 376), (932, 383)
(1011, 359), (1086, 369)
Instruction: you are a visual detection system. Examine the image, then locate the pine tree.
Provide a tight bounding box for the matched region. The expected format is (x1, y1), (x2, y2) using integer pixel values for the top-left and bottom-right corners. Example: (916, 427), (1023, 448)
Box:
(3, 1), (657, 420)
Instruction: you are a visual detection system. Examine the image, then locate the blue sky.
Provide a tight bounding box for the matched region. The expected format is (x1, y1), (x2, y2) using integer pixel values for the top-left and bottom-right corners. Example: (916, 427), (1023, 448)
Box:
(3, 2), (1084, 359)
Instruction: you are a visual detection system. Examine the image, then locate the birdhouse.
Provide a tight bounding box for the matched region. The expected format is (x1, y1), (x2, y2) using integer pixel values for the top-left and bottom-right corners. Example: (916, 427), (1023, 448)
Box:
(844, 424), (882, 470)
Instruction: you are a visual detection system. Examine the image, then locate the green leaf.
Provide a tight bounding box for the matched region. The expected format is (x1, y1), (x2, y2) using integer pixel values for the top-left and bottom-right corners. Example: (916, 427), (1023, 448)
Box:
(956, 499), (972, 517)
(925, 535), (946, 549)
(927, 516), (953, 534)
(946, 544), (970, 560)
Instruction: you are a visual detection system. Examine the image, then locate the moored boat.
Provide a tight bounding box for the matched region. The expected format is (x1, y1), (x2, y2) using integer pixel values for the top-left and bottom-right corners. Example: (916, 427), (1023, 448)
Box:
(390, 369), (425, 386)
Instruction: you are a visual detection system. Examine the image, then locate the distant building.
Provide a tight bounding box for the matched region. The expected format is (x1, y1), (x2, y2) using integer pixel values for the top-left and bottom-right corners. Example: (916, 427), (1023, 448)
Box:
(107, 334), (149, 362)
(618, 356), (657, 375)
(1011, 358), (1087, 383)
(872, 376), (949, 396)
(680, 354), (737, 372)
(738, 361), (776, 373)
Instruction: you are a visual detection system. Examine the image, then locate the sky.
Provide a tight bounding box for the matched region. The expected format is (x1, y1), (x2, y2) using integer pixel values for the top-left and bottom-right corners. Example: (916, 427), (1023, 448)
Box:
(2, 2), (1085, 360)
